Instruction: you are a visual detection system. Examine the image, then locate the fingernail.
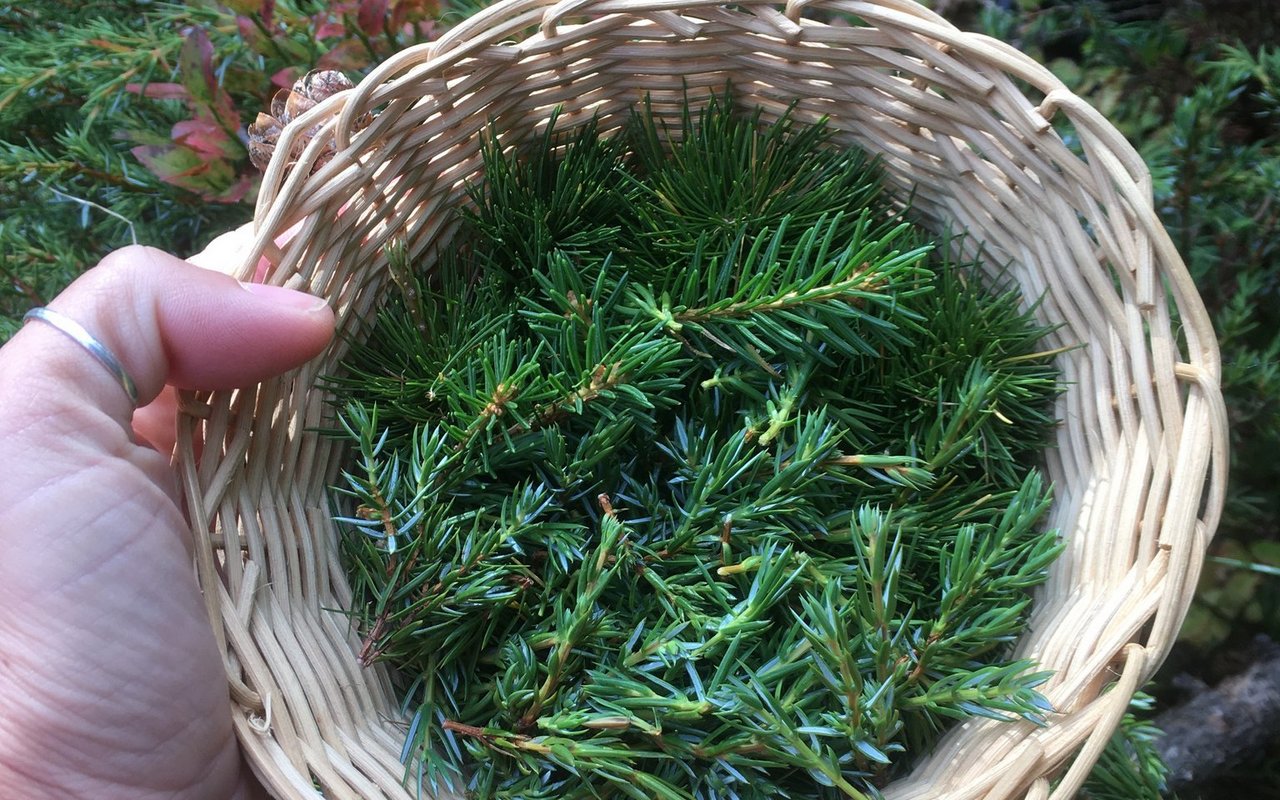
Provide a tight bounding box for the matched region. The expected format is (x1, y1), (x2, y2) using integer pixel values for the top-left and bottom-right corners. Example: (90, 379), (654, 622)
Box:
(239, 281), (329, 313)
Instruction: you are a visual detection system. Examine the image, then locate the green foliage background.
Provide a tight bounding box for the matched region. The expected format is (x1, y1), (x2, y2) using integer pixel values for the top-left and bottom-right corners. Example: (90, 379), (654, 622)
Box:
(964, 3), (1280, 794)
(2, 0), (1276, 796)
(0, 0), (444, 339)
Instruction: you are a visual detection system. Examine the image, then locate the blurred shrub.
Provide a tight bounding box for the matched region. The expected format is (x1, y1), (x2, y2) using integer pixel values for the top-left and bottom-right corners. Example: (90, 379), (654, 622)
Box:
(0, 0), (447, 339)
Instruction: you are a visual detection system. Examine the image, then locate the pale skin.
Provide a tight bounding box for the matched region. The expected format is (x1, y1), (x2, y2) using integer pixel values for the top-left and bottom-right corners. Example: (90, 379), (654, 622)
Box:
(0, 238), (334, 798)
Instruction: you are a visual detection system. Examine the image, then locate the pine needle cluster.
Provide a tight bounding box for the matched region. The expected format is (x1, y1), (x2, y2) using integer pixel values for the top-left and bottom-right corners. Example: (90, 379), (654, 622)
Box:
(325, 91), (1063, 800)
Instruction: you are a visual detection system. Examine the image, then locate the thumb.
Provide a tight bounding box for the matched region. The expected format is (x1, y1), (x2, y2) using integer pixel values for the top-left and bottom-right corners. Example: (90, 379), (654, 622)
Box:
(1, 245), (334, 429)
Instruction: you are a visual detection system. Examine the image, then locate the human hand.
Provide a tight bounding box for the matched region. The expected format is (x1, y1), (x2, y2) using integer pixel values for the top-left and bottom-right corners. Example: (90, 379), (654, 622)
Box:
(0, 243), (334, 798)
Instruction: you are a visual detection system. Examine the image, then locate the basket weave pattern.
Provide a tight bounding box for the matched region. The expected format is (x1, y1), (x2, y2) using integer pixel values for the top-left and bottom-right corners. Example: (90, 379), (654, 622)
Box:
(178, 1), (1229, 797)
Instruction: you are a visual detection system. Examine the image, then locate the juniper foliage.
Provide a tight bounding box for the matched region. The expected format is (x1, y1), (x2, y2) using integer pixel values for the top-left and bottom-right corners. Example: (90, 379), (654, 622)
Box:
(327, 93), (1063, 800)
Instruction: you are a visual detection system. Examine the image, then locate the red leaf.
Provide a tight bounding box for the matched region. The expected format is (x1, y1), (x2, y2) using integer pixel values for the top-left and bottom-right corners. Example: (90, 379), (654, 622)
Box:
(131, 144), (206, 181)
(358, 0), (389, 35)
(271, 66), (302, 90)
(171, 118), (235, 160)
(409, 19), (438, 40)
(316, 41), (367, 73)
(131, 144), (255, 204)
(172, 26), (243, 134)
(314, 19), (347, 39)
(237, 15), (259, 46)
(391, 0), (439, 28)
(214, 174), (255, 205)
(260, 0), (276, 28)
(178, 27), (218, 109)
(125, 81), (190, 101)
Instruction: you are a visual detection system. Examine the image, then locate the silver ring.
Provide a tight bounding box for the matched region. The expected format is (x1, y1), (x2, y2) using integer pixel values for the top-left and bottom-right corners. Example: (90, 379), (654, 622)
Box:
(23, 307), (140, 407)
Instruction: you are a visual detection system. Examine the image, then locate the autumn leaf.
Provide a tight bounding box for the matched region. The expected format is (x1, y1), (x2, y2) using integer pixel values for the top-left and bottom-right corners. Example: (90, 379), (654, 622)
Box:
(271, 66), (303, 90)
(358, 0), (390, 35)
(124, 82), (191, 101)
(131, 142), (253, 203)
(177, 27), (219, 109)
(171, 117), (240, 161)
(176, 27), (241, 131)
(314, 19), (348, 40)
(392, 0), (443, 27)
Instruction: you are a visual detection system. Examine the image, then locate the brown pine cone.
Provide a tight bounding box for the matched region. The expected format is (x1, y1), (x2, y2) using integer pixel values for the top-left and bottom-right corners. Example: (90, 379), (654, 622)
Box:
(247, 70), (370, 173)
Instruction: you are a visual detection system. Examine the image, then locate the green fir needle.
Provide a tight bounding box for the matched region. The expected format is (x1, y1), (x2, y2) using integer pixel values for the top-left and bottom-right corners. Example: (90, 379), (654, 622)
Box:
(325, 88), (1064, 800)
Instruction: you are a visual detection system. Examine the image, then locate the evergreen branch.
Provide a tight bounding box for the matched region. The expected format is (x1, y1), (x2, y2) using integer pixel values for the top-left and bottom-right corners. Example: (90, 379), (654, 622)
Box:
(0, 259), (44, 306)
(727, 674), (876, 800)
(899, 662), (1053, 724)
(0, 155), (157, 192)
(515, 363), (621, 433)
(325, 87), (1064, 799)
(626, 214), (933, 366)
(518, 501), (630, 729)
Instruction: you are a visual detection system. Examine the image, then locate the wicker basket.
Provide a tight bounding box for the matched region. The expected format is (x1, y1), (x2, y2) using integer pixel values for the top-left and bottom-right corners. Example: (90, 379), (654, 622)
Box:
(178, 1), (1229, 797)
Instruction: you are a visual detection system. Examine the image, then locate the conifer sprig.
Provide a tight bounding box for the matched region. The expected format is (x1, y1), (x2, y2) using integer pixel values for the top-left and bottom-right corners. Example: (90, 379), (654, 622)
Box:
(624, 213), (933, 366)
(625, 92), (889, 274)
(466, 113), (637, 275)
(327, 89), (1064, 799)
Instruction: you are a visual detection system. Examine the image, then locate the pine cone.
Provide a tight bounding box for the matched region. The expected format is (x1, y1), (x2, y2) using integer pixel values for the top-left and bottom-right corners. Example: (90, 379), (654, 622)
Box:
(247, 70), (370, 173)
